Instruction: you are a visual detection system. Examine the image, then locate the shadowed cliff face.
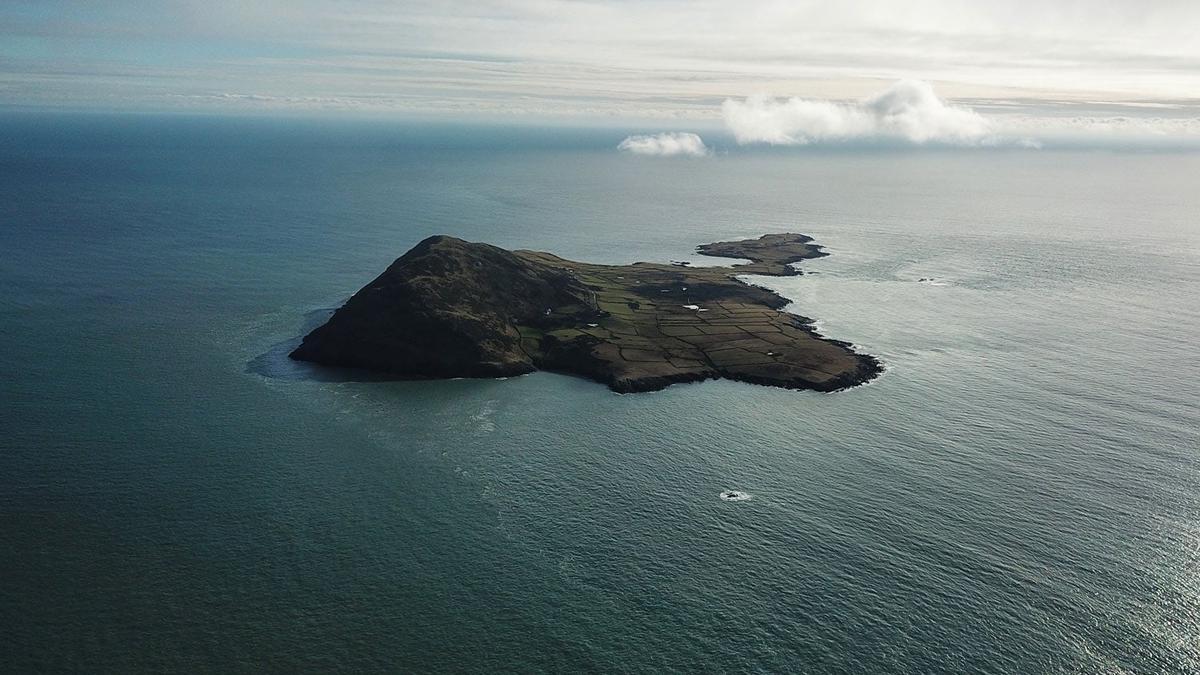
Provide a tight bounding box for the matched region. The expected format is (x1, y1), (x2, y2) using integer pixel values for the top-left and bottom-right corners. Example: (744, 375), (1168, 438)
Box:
(290, 235), (601, 377)
(291, 233), (881, 393)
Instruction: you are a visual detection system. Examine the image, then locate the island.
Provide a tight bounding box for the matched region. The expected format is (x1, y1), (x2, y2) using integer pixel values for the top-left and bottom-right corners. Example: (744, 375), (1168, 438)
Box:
(289, 233), (881, 393)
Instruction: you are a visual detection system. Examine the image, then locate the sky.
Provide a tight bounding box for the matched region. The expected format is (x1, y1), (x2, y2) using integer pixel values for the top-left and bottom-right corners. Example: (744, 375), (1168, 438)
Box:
(2, 1), (1198, 141)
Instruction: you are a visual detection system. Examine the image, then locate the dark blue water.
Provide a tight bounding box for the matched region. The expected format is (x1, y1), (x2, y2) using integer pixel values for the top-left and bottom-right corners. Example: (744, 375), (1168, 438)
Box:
(2, 113), (1198, 672)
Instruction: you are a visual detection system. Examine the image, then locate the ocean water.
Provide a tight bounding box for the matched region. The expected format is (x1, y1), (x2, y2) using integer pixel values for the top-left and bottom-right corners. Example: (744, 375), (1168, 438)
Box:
(2, 114), (1198, 673)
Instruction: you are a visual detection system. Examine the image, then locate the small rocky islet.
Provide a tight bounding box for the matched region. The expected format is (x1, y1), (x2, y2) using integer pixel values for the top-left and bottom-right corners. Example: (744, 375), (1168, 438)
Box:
(290, 233), (881, 393)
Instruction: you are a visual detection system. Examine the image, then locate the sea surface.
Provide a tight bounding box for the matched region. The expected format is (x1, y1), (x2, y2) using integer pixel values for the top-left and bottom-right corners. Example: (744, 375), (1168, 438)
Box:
(2, 114), (1198, 673)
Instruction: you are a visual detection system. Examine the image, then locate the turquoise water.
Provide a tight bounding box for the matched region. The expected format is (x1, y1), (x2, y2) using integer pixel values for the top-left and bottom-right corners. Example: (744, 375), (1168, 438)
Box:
(2, 114), (1199, 672)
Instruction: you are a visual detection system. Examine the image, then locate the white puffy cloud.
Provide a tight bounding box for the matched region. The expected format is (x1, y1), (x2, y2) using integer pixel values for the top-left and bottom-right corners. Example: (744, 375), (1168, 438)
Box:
(722, 80), (994, 146)
(618, 132), (710, 157)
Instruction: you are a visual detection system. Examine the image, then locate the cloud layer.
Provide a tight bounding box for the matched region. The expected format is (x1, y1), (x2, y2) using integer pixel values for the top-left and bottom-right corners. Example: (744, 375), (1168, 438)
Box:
(723, 80), (994, 146)
(3, 0), (1200, 128)
(618, 132), (709, 157)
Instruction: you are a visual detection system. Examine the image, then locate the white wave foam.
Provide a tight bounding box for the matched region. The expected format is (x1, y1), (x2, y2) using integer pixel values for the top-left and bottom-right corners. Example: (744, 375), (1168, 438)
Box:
(471, 399), (497, 433)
